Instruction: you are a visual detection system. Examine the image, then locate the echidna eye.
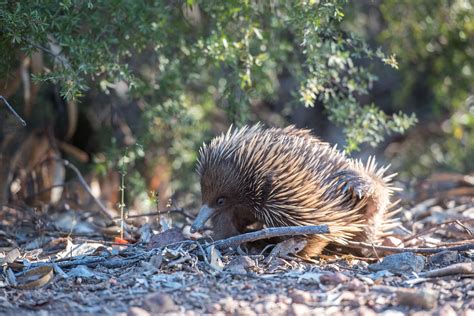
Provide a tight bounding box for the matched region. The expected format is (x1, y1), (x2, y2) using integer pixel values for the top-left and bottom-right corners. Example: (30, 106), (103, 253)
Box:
(216, 197), (226, 206)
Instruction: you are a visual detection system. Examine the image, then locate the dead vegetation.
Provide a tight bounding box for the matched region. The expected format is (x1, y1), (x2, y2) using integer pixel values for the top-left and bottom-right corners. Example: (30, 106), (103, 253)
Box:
(0, 165), (473, 315)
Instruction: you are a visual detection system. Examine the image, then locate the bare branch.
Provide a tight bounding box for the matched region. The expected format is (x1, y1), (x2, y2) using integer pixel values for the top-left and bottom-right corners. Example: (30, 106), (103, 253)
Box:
(0, 96), (27, 126)
(118, 208), (196, 220)
(59, 159), (113, 221)
(211, 225), (330, 250)
(420, 262), (474, 278)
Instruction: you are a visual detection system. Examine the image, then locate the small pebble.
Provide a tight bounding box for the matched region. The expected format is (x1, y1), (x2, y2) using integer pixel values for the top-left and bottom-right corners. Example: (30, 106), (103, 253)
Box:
(127, 307), (150, 316)
(368, 252), (425, 275)
(430, 251), (458, 266)
(206, 303), (221, 313)
(289, 289), (313, 304)
(220, 297), (238, 313)
(145, 293), (178, 313)
(320, 272), (350, 285)
(434, 304), (457, 316)
(396, 288), (438, 310)
(289, 303), (312, 316)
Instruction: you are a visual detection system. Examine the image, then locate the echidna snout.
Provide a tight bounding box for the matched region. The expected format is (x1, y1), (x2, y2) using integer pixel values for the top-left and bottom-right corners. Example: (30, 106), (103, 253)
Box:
(190, 204), (214, 233)
(192, 124), (398, 256)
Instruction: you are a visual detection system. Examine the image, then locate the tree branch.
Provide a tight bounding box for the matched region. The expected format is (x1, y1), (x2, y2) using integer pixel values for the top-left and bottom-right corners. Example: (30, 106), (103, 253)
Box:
(0, 96), (27, 126)
(59, 159), (113, 221)
(210, 225), (330, 250)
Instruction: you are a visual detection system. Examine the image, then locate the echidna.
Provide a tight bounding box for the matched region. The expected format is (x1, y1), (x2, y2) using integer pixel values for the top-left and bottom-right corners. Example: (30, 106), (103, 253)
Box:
(190, 124), (398, 257)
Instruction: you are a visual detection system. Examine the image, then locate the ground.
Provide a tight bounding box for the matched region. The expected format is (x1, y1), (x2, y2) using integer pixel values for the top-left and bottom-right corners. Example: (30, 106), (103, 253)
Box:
(0, 174), (473, 315)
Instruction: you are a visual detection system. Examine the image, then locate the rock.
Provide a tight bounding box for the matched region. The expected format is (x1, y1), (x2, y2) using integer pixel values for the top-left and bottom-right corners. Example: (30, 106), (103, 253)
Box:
(262, 301), (277, 313)
(236, 255), (256, 268)
(226, 263), (246, 274)
(434, 304), (457, 316)
(289, 289), (313, 304)
(367, 270), (394, 281)
(265, 294), (278, 303)
(396, 288), (438, 310)
(254, 303), (265, 314)
(220, 296), (238, 313)
(430, 251), (458, 266)
(289, 303), (312, 316)
(347, 277), (365, 291)
(68, 265), (106, 280)
(357, 307), (378, 316)
(206, 303), (221, 313)
(320, 272), (350, 285)
(147, 228), (186, 249)
(225, 256), (255, 274)
(236, 306), (256, 316)
(368, 252), (425, 275)
(127, 307), (150, 316)
(145, 293), (178, 313)
(379, 310), (405, 316)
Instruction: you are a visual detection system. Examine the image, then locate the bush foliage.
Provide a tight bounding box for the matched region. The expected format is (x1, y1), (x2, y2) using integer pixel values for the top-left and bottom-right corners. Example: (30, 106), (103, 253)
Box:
(1, 1), (415, 150)
(379, 0), (474, 177)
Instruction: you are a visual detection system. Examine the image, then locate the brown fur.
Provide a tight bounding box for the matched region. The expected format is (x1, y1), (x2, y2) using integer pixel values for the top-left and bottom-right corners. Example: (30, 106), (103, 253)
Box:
(196, 124), (398, 257)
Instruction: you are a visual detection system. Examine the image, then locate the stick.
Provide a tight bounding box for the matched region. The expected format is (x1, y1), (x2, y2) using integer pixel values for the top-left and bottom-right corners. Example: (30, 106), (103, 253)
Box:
(210, 225), (330, 250)
(28, 251), (150, 269)
(0, 96), (27, 126)
(116, 208), (196, 220)
(420, 262), (474, 277)
(401, 218), (474, 245)
(60, 159), (113, 221)
(347, 241), (474, 254)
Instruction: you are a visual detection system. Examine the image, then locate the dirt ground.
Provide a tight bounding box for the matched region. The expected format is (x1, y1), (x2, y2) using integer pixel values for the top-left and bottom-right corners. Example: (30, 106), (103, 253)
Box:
(1, 176), (473, 315)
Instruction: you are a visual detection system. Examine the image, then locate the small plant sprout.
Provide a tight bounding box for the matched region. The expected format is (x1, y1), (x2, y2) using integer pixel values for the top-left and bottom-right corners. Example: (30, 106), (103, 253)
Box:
(118, 149), (129, 240)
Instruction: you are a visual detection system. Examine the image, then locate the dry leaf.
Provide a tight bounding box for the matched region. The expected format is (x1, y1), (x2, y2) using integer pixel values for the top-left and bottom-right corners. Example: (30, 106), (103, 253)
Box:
(147, 228), (185, 250)
(208, 245), (224, 271)
(265, 238), (307, 263)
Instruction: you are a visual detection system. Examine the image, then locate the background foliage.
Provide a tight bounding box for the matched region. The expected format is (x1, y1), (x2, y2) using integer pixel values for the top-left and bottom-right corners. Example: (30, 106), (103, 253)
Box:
(1, 0), (472, 208)
(378, 0), (474, 177)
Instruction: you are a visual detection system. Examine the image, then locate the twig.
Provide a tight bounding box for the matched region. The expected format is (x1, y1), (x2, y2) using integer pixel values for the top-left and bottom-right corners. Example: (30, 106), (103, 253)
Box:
(119, 152), (127, 239)
(433, 238), (474, 247)
(0, 96), (27, 126)
(59, 159), (113, 221)
(401, 218), (474, 245)
(28, 255), (110, 269)
(114, 208), (196, 220)
(420, 262), (474, 278)
(98, 257), (142, 269)
(210, 225), (329, 250)
(347, 241), (474, 254)
(26, 157), (116, 223)
(28, 251), (151, 269)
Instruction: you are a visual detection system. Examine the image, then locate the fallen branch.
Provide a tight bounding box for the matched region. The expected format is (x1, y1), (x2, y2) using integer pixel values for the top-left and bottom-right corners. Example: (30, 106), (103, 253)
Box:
(347, 240), (474, 254)
(401, 218), (474, 245)
(210, 225), (329, 250)
(60, 159), (113, 221)
(117, 208), (196, 221)
(0, 96), (27, 126)
(420, 262), (474, 277)
(28, 251), (152, 269)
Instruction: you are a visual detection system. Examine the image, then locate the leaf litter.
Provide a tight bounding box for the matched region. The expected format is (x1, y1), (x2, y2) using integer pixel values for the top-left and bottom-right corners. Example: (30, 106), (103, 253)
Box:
(0, 173), (473, 315)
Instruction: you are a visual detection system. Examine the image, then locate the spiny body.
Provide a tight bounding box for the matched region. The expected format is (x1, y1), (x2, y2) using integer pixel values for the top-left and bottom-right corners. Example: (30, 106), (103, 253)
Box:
(191, 124), (399, 256)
